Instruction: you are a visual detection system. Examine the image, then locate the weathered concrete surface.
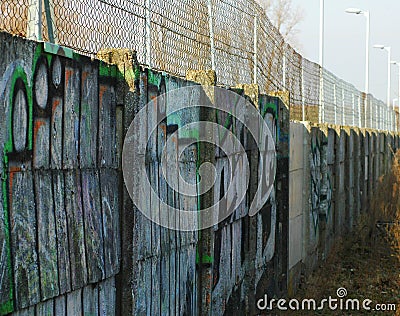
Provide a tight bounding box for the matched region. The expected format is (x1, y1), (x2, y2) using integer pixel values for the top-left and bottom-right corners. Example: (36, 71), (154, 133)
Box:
(288, 121), (400, 296)
(0, 32), (120, 315)
(1, 31), (399, 316)
(114, 69), (290, 315)
(288, 122), (305, 294)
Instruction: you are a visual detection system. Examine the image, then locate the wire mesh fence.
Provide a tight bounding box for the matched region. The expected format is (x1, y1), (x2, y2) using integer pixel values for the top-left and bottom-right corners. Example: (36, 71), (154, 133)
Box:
(1, 0), (398, 130)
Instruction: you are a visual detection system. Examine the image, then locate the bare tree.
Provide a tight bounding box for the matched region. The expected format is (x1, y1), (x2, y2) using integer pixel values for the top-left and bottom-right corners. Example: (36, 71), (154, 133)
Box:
(256, 0), (304, 49)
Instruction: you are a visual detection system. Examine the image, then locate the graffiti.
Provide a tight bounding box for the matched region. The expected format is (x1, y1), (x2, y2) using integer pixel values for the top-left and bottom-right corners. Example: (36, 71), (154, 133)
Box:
(0, 34), (120, 314)
(310, 133), (333, 233)
(0, 50), (37, 314)
(257, 101), (278, 266)
(310, 135), (321, 230)
(0, 33), (292, 315)
(210, 96), (289, 315)
(131, 69), (200, 316)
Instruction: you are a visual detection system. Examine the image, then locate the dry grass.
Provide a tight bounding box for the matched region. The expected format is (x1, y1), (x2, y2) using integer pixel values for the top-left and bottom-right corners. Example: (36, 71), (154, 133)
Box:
(271, 151), (400, 316)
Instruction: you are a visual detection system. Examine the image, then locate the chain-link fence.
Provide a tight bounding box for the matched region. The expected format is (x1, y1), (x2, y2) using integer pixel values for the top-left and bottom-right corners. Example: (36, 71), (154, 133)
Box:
(1, 0), (397, 130)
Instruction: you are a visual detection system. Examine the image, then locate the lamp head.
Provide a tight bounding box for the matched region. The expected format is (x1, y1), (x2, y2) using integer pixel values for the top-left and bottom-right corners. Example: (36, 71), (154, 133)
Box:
(345, 8), (362, 14)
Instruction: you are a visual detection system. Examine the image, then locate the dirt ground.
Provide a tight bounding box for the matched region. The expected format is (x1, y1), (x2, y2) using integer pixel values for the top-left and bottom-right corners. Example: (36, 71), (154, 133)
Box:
(270, 153), (400, 316)
(270, 224), (400, 315)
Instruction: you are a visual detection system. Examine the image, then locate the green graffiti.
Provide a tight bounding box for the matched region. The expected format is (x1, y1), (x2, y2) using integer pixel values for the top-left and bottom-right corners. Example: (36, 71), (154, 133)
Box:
(196, 251), (214, 264)
(1, 46), (42, 314)
(0, 300), (13, 315)
(32, 43), (44, 74)
(260, 102), (278, 119)
(134, 65), (140, 82)
(43, 42), (73, 59)
(166, 114), (200, 140)
(119, 66), (138, 84)
(5, 66), (33, 155)
(99, 61), (117, 78)
(147, 69), (162, 87)
(0, 165), (13, 315)
(72, 51), (81, 62)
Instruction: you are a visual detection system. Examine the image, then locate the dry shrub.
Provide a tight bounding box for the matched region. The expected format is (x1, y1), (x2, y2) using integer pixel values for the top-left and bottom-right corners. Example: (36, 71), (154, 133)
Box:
(390, 151), (400, 258)
(364, 149), (400, 260)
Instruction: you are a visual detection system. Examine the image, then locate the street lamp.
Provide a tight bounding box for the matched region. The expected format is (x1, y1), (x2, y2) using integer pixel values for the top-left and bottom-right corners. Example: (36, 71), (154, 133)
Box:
(319, 0), (324, 67)
(391, 61), (400, 131)
(319, 0), (324, 123)
(391, 61), (400, 110)
(345, 8), (370, 95)
(374, 45), (392, 129)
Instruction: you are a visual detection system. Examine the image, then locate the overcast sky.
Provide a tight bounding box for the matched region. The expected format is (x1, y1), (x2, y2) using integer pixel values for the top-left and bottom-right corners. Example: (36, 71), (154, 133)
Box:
(290, 0), (400, 104)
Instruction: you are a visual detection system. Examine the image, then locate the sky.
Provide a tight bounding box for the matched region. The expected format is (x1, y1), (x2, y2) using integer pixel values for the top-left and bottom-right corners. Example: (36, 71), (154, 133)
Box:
(289, 0), (400, 104)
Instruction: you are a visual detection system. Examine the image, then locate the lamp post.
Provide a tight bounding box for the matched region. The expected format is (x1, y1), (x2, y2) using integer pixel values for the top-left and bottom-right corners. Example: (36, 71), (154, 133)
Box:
(319, 0), (324, 123)
(345, 8), (370, 95)
(319, 0), (324, 67)
(374, 45), (391, 129)
(391, 61), (400, 131)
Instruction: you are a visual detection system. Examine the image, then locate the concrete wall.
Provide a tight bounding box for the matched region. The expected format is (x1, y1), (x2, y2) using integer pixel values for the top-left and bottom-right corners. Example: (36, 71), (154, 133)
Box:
(1, 31), (399, 316)
(0, 32), (290, 315)
(0, 32), (120, 315)
(288, 121), (399, 294)
(116, 69), (290, 315)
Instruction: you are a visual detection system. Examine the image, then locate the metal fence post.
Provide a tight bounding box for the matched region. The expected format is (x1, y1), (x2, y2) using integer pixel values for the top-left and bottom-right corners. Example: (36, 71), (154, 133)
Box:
(379, 102), (380, 129)
(383, 106), (390, 130)
(391, 108), (393, 131)
(208, 0), (216, 71)
(333, 83), (337, 125)
(341, 88), (345, 125)
(364, 93), (368, 128)
(386, 105), (388, 130)
(385, 104), (387, 130)
(393, 108), (395, 131)
(253, 15), (258, 84)
(301, 64), (305, 121)
(377, 102), (380, 130)
(43, 0), (57, 43)
(387, 106), (389, 130)
(145, 0), (151, 67)
(358, 95), (361, 127)
(352, 92), (355, 126)
(370, 98), (372, 128)
(383, 104), (385, 130)
(27, 0), (42, 41)
(319, 67), (324, 123)
(282, 48), (286, 89)
(392, 108), (394, 131)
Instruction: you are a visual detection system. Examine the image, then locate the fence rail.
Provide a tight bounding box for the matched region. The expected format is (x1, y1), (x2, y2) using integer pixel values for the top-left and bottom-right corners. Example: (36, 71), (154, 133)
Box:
(1, 0), (397, 130)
